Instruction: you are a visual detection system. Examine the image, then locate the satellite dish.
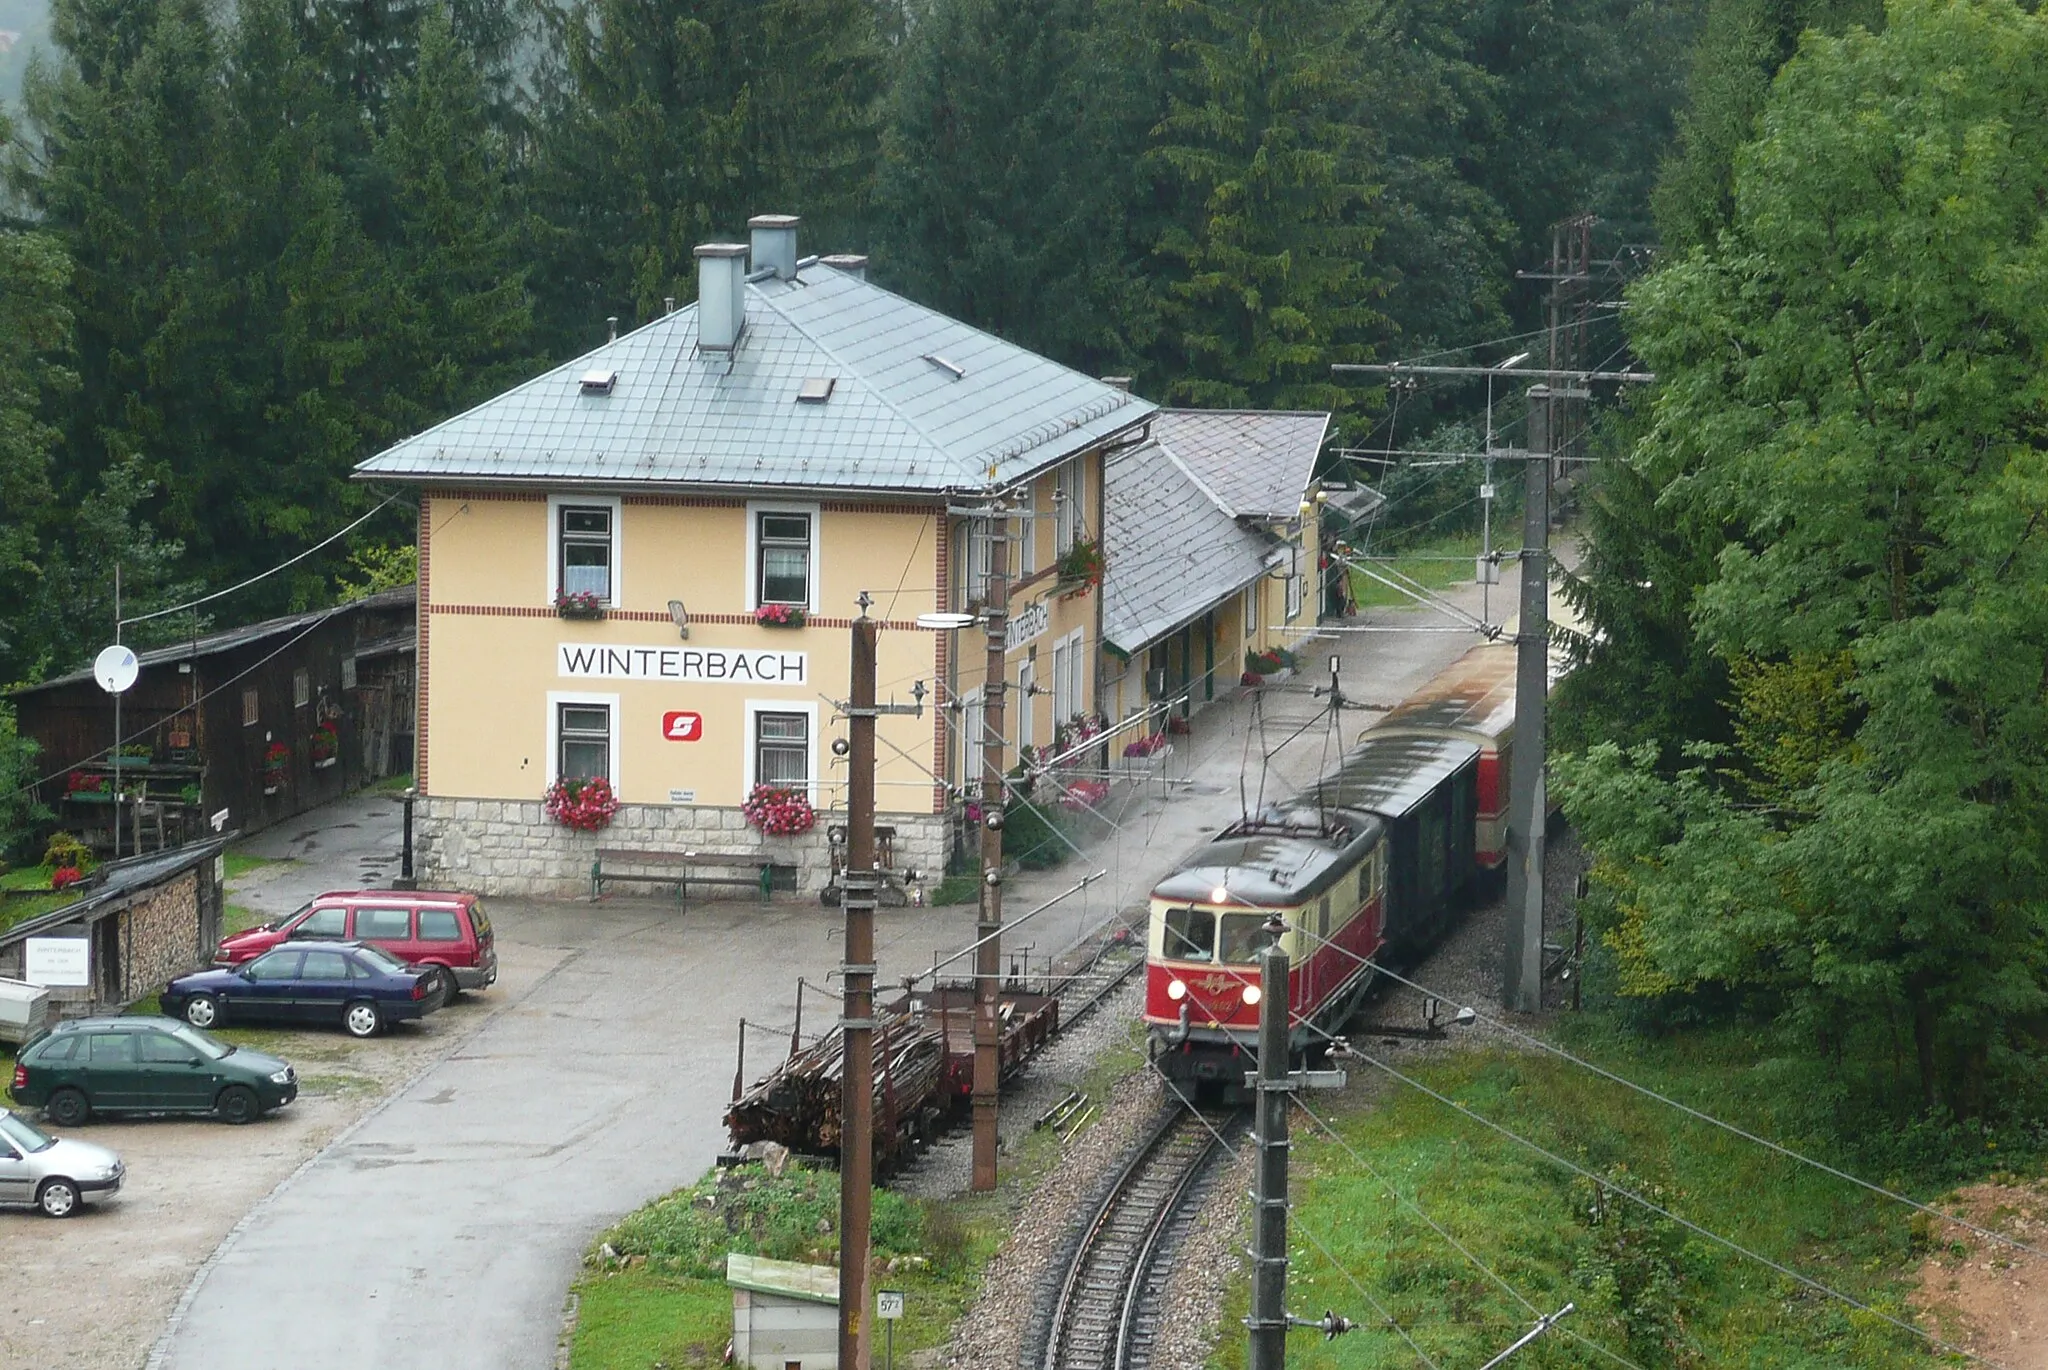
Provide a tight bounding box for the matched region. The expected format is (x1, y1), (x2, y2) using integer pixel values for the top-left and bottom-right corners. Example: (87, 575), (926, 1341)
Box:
(94, 644), (139, 694)
(914, 612), (979, 631)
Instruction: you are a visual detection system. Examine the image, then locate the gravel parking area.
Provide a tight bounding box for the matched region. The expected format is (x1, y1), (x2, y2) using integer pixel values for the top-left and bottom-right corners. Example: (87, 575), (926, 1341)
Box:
(1, 941), (564, 1370)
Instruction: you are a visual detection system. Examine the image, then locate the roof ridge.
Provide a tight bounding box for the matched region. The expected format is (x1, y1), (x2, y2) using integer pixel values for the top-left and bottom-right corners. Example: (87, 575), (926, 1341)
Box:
(750, 276), (960, 481)
(1149, 436), (1239, 520)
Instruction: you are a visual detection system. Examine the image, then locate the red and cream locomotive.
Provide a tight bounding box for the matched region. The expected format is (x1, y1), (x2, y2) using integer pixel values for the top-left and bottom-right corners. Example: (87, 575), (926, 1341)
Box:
(1145, 637), (1533, 1096)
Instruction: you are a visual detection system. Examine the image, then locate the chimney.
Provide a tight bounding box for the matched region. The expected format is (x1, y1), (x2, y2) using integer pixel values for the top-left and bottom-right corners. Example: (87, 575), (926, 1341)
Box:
(1101, 376), (1133, 392)
(749, 214), (801, 281)
(820, 254), (869, 282)
(694, 242), (749, 351)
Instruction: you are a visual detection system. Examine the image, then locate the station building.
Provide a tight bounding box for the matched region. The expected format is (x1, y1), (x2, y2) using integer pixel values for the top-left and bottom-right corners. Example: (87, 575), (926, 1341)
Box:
(353, 215), (1153, 896)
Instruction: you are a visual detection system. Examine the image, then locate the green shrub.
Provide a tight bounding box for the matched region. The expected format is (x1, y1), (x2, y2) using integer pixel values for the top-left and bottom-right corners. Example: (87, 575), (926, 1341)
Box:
(599, 1164), (927, 1278)
(41, 832), (93, 873)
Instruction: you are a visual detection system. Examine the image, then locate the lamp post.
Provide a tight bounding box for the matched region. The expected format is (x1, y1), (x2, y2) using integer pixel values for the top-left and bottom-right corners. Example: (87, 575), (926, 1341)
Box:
(398, 787), (418, 890)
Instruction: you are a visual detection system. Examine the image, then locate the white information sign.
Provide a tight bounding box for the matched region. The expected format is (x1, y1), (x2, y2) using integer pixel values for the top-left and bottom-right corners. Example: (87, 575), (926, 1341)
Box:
(558, 643), (807, 685)
(667, 789), (698, 804)
(24, 937), (90, 988)
(876, 1290), (905, 1321)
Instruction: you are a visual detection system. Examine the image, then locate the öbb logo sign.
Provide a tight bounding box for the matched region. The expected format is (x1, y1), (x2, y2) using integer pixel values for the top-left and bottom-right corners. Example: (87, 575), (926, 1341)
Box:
(662, 711), (703, 742)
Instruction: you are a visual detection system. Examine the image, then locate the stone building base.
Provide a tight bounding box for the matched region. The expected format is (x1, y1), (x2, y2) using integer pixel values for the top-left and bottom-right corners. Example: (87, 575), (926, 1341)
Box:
(416, 796), (948, 901)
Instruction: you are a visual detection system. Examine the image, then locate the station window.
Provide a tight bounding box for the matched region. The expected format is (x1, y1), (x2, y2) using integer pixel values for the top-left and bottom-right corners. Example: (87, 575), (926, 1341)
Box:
(558, 505), (614, 602)
(242, 688), (260, 728)
(293, 668), (311, 709)
(557, 703), (611, 781)
(1055, 461), (1085, 555)
(757, 513), (812, 606)
(1285, 572), (1303, 623)
(755, 712), (810, 789)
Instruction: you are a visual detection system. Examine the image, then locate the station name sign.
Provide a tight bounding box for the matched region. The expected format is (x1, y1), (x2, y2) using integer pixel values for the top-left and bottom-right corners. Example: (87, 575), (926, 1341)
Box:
(558, 644), (807, 685)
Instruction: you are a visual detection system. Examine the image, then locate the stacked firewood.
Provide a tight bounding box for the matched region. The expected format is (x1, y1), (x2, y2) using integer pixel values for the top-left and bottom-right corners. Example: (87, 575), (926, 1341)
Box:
(726, 1010), (946, 1157)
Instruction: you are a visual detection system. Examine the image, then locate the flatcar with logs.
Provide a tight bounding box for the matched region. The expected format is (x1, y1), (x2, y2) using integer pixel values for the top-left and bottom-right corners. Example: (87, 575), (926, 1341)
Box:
(1145, 632), (1558, 1098)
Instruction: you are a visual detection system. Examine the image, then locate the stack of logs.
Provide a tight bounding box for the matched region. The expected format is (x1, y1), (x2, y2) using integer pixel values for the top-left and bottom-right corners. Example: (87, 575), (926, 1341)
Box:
(726, 1009), (946, 1159)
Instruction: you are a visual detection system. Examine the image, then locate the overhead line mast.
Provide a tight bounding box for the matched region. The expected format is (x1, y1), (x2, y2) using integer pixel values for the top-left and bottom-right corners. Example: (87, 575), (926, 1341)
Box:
(1333, 214), (1653, 1014)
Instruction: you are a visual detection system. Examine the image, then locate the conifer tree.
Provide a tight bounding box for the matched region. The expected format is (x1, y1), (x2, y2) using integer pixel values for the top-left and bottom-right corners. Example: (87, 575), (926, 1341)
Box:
(528, 0), (883, 339)
(374, 6), (536, 426)
(1144, 0), (1384, 412)
(875, 0), (1163, 371)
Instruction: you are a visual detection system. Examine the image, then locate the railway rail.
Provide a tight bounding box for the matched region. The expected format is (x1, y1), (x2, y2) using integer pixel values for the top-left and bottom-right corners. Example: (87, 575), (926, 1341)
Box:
(1039, 1105), (1240, 1370)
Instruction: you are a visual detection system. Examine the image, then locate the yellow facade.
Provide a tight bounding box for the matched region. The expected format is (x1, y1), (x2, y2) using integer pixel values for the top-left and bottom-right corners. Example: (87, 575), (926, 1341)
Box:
(419, 491), (953, 817)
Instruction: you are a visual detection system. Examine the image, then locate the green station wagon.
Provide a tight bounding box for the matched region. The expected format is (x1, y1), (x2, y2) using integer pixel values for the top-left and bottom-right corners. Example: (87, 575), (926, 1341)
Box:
(7, 1015), (297, 1126)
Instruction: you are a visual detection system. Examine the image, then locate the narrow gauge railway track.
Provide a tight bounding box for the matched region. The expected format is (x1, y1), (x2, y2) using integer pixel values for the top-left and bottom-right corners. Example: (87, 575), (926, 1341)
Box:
(1040, 1106), (1240, 1370)
(1048, 939), (1145, 1031)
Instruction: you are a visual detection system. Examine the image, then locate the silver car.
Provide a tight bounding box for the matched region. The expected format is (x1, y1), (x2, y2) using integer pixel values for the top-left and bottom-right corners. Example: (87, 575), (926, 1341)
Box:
(0, 1108), (123, 1218)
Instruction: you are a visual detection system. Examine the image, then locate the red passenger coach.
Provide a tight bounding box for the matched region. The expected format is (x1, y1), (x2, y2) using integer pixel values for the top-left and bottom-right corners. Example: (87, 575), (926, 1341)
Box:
(1364, 642), (1517, 879)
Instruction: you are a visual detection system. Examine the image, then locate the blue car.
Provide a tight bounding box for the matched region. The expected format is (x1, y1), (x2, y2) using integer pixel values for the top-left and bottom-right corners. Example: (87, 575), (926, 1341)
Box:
(162, 942), (445, 1039)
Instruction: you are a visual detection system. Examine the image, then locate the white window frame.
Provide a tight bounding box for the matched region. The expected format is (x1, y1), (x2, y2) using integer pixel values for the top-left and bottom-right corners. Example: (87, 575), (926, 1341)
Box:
(1243, 584), (1260, 639)
(548, 494), (624, 607)
(743, 699), (820, 803)
(746, 500), (821, 612)
(1017, 659), (1036, 753)
(1055, 460), (1084, 555)
(546, 691), (621, 787)
(1051, 627), (1086, 722)
(960, 692), (986, 791)
(1285, 572), (1303, 623)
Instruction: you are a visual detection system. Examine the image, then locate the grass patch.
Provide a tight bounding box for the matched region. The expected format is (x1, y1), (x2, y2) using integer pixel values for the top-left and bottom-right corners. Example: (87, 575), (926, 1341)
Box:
(0, 888), (83, 933)
(222, 902), (269, 936)
(929, 872), (980, 906)
(298, 1071), (381, 1099)
(1206, 1040), (1950, 1370)
(1348, 533), (1485, 609)
(570, 1268), (733, 1370)
(574, 1160), (1011, 1369)
(222, 851), (285, 882)
(367, 772), (414, 796)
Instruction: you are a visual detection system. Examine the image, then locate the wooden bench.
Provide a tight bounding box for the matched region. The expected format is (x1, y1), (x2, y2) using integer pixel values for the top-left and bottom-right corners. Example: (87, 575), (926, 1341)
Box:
(591, 849), (776, 907)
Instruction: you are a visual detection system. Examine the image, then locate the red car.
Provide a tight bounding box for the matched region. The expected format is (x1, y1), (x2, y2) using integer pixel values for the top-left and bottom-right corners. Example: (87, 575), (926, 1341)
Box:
(215, 891), (497, 1004)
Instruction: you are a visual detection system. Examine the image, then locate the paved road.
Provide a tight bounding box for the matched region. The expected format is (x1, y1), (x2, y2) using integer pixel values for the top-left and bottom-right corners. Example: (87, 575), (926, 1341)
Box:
(155, 586), (1505, 1370)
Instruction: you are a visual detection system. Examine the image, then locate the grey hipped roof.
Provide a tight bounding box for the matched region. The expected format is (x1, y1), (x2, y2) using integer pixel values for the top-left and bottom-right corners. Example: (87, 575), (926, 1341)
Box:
(1151, 410), (1331, 519)
(353, 263), (1154, 494)
(1101, 441), (1282, 656)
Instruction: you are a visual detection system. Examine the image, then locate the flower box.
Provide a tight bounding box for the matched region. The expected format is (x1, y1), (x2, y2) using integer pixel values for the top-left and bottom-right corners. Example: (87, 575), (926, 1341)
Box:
(556, 590), (607, 620)
(1122, 742), (1173, 773)
(743, 784), (815, 835)
(544, 776), (620, 831)
(755, 604), (807, 628)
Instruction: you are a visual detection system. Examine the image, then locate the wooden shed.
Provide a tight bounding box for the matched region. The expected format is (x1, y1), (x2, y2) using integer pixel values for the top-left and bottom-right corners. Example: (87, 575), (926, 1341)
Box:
(0, 839), (229, 1024)
(8, 587), (415, 850)
(726, 1253), (839, 1370)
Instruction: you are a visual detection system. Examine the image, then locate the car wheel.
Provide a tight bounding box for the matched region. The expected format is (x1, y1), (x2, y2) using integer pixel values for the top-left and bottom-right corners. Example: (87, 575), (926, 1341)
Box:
(439, 972), (462, 1009)
(343, 1001), (383, 1039)
(183, 994), (222, 1030)
(37, 1178), (80, 1219)
(46, 1088), (90, 1128)
(215, 1084), (260, 1125)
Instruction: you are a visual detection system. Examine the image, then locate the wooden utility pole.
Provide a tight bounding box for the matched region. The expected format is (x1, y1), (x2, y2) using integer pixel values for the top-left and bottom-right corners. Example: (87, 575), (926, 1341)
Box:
(839, 609), (880, 1370)
(973, 504), (1009, 1193)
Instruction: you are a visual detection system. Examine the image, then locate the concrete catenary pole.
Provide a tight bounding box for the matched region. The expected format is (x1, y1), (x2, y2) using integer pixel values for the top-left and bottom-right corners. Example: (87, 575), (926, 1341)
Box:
(1502, 387), (1550, 1014)
(973, 504), (1009, 1192)
(839, 612), (880, 1370)
(1248, 916), (1292, 1370)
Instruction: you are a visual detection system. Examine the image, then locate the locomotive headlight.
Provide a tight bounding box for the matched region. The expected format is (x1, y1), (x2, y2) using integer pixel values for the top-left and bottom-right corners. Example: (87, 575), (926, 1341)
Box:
(1241, 984), (1262, 1006)
(1166, 978), (1188, 1001)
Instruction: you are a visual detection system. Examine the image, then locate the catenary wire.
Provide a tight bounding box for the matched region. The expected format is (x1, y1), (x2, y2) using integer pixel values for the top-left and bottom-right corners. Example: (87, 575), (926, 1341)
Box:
(119, 495), (403, 627)
(1286, 1092), (1653, 1370)
(1338, 1043), (2000, 1368)
(1290, 929), (2048, 1267)
(1144, 1058), (1444, 1370)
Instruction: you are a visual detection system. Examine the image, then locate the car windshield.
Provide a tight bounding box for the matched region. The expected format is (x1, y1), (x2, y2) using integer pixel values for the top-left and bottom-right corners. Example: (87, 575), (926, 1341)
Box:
(270, 900), (315, 932)
(167, 1023), (233, 1060)
(0, 1110), (55, 1153)
(352, 944), (408, 974)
